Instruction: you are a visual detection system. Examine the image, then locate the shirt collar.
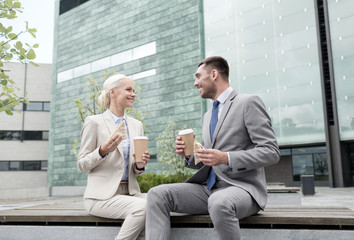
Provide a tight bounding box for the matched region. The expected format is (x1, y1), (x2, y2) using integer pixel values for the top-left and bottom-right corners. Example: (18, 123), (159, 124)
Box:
(216, 87), (233, 104)
(108, 109), (126, 124)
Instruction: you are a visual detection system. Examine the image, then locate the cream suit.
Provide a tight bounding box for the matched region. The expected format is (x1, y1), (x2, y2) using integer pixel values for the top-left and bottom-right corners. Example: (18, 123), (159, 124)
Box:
(78, 110), (146, 240)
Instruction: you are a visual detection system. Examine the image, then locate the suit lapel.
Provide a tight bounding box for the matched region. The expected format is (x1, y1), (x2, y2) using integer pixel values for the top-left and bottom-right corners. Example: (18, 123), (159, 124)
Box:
(211, 90), (237, 147)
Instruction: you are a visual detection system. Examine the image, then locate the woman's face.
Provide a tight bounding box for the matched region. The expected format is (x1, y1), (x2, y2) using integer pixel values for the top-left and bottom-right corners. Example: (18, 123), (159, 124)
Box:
(110, 78), (136, 110)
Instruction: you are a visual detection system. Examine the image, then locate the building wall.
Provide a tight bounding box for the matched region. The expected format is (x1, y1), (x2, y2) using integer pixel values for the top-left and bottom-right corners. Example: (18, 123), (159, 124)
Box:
(0, 62), (52, 199)
(49, 0), (203, 195)
(203, 0), (354, 186)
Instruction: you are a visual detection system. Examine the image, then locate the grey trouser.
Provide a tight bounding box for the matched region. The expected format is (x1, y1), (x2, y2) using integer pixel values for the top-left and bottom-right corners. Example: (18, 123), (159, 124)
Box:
(145, 181), (260, 240)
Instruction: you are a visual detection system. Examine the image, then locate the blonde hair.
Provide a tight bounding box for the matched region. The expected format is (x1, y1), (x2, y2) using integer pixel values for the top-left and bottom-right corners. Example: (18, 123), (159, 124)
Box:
(98, 74), (130, 109)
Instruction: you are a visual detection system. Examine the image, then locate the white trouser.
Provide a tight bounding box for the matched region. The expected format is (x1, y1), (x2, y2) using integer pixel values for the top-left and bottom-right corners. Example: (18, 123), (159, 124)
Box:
(84, 183), (147, 240)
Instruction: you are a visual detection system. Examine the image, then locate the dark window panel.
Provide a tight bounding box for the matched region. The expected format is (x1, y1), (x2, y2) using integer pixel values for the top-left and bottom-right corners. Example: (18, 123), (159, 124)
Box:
(23, 161), (41, 171)
(0, 162), (9, 171)
(24, 131), (42, 140)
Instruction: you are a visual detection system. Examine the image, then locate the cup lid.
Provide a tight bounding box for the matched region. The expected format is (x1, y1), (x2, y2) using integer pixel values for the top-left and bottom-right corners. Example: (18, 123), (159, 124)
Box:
(178, 129), (193, 135)
(134, 136), (148, 140)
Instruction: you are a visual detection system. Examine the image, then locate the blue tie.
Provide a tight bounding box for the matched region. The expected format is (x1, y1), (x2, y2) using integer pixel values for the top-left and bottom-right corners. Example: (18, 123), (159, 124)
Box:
(206, 100), (220, 189)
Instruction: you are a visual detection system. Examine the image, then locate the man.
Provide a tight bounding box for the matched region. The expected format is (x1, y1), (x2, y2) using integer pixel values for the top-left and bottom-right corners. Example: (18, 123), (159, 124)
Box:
(146, 56), (280, 239)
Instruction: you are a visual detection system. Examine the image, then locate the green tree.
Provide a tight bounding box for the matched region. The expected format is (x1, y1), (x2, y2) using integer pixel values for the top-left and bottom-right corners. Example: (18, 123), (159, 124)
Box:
(0, 0), (38, 115)
(156, 121), (196, 181)
(72, 70), (149, 156)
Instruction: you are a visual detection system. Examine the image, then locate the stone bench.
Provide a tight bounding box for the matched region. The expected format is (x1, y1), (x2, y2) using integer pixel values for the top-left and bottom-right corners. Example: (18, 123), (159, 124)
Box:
(1, 197), (354, 240)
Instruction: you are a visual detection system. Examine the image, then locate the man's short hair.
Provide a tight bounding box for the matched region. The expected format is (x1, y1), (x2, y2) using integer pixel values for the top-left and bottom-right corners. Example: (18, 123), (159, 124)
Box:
(198, 56), (229, 81)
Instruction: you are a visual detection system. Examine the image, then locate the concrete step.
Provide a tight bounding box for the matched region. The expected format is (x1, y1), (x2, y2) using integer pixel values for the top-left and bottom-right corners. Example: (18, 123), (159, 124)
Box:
(1, 226), (354, 240)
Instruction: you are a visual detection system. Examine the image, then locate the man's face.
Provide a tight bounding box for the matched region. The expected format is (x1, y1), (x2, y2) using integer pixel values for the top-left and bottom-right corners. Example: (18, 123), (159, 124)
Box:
(194, 64), (216, 99)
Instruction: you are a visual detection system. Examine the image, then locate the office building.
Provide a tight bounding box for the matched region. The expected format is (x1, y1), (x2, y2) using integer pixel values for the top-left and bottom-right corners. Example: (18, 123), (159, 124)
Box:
(0, 62), (51, 199)
(49, 0), (354, 196)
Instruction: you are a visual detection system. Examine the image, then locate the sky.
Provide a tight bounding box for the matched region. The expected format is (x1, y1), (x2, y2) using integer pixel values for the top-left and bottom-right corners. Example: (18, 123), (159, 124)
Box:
(6, 0), (55, 64)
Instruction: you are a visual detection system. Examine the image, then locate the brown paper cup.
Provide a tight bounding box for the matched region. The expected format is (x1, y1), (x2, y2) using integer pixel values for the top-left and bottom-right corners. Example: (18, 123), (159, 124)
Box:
(134, 136), (148, 162)
(178, 129), (194, 156)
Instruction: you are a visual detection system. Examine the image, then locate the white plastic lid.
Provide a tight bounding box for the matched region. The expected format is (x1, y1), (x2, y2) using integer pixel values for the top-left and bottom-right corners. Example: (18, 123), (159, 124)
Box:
(134, 136), (148, 140)
(178, 129), (194, 135)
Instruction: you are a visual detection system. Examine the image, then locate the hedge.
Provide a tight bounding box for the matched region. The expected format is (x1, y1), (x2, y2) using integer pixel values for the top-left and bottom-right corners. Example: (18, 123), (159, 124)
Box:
(136, 173), (193, 193)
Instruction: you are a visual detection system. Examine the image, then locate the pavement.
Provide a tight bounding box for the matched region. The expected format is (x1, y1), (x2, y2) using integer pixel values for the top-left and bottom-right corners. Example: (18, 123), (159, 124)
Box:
(0, 186), (354, 211)
(301, 186), (354, 210)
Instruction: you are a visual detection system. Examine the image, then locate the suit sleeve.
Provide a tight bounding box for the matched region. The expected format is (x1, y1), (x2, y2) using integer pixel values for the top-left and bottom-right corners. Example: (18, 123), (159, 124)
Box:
(77, 117), (106, 173)
(228, 96), (280, 173)
(185, 155), (204, 169)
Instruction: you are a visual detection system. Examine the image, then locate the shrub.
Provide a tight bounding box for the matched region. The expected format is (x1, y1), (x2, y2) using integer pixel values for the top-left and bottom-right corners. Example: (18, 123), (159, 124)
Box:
(136, 173), (194, 193)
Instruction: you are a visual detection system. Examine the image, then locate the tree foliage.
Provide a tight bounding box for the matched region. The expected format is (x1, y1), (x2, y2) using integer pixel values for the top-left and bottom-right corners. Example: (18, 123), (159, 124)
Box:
(0, 0), (38, 116)
(155, 121), (196, 181)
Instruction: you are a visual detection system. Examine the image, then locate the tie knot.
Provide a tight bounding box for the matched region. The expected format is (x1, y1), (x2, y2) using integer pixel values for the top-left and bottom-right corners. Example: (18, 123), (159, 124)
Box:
(213, 100), (220, 109)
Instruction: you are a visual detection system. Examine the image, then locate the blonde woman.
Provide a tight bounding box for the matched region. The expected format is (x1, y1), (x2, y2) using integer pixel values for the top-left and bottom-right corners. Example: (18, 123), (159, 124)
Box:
(77, 74), (150, 240)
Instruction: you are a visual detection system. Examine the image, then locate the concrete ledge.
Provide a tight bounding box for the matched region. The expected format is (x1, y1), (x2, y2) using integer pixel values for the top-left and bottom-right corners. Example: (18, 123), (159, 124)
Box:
(1, 226), (354, 240)
(267, 192), (301, 205)
(51, 186), (85, 197)
(0, 187), (49, 200)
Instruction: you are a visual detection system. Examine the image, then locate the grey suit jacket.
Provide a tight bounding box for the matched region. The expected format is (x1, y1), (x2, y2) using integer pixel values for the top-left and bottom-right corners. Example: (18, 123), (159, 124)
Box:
(186, 90), (280, 209)
(77, 110), (144, 200)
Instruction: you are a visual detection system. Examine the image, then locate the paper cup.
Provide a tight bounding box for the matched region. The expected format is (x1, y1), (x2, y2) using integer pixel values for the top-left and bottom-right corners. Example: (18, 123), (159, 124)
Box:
(134, 136), (148, 162)
(178, 129), (194, 156)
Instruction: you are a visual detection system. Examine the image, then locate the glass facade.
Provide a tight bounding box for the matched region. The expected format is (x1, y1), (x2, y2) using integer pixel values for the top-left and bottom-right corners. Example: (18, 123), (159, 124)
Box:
(292, 146), (328, 181)
(327, 0), (354, 140)
(203, 0), (326, 146)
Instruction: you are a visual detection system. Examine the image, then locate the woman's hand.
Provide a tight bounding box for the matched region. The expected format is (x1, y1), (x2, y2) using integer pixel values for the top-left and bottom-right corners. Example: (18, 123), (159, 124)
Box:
(99, 134), (123, 157)
(134, 151), (150, 169)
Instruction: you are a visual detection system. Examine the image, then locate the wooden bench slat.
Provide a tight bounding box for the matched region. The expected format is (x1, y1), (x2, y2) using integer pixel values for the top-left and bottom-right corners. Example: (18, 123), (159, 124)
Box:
(1, 198), (354, 227)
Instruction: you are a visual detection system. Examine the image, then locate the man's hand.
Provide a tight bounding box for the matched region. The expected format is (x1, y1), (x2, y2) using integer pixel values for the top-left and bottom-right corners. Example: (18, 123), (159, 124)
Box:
(99, 134), (124, 157)
(175, 135), (189, 158)
(195, 149), (228, 166)
(134, 151), (150, 169)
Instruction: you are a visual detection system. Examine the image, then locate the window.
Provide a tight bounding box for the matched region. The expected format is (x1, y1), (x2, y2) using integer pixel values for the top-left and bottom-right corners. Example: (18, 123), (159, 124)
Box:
(25, 102), (43, 111)
(24, 131), (49, 140)
(0, 131), (21, 140)
(43, 102), (51, 111)
(9, 161), (22, 171)
(0, 131), (49, 141)
(41, 161), (48, 171)
(24, 101), (51, 111)
(0, 162), (9, 171)
(23, 161), (41, 171)
(59, 0), (90, 15)
(0, 161), (47, 171)
(291, 146), (328, 181)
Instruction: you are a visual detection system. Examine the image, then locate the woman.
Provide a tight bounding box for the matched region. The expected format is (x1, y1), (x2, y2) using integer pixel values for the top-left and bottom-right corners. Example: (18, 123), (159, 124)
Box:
(77, 74), (150, 240)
